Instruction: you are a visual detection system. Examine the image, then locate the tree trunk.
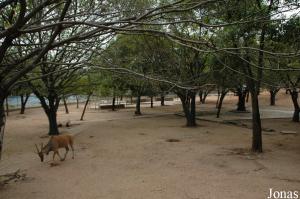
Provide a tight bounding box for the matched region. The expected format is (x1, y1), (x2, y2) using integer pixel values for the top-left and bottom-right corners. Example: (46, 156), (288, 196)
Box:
(5, 97), (9, 116)
(130, 96), (133, 104)
(63, 96), (69, 114)
(181, 100), (193, 126)
(216, 91), (228, 118)
(29, 83), (61, 136)
(293, 108), (300, 122)
(179, 92), (196, 127)
(41, 96), (60, 136)
(150, 96), (153, 108)
(76, 96), (79, 108)
(80, 93), (92, 121)
(249, 8), (272, 152)
(160, 94), (165, 106)
(135, 95), (141, 115)
(112, 89), (116, 111)
(270, 91), (276, 106)
(236, 88), (247, 111)
(190, 92), (196, 126)
(20, 94), (30, 114)
(45, 108), (59, 135)
(112, 96), (116, 111)
(290, 90), (299, 122)
(250, 90), (263, 152)
(269, 89), (279, 106)
(216, 89), (220, 108)
(199, 91), (203, 103)
(246, 91), (250, 103)
(202, 92), (208, 104)
(0, 98), (6, 160)
(20, 95), (25, 114)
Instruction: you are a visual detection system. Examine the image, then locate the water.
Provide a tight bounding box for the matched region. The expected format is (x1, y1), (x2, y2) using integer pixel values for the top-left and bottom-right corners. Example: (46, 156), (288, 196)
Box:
(6, 95), (85, 108)
(7, 95), (40, 108)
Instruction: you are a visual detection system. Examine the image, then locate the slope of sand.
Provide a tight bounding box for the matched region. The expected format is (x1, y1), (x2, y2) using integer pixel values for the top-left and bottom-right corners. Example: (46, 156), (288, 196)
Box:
(0, 92), (299, 199)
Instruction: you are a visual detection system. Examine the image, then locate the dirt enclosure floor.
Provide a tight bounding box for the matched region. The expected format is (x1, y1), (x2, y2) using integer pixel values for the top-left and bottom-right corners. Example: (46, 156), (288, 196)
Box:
(0, 91), (300, 199)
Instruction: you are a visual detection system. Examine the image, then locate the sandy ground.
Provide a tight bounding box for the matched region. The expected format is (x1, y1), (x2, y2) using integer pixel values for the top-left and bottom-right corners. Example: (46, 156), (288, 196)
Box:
(0, 91), (300, 199)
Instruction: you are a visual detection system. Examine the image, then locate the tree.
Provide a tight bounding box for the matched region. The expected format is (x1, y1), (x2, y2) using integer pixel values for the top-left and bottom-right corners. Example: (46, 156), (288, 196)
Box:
(210, 55), (236, 118)
(285, 72), (300, 122)
(200, 0), (286, 152)
(75, 74), (96, 121)
(97, 71), (128, 111)
(11, 82), (31, 114)
(199, 87), (214, 104)
(264, 70), (282, 106)
(279, 17), (300, 121)
(27, 43), (90, 135)
(236, 85), (248, 112)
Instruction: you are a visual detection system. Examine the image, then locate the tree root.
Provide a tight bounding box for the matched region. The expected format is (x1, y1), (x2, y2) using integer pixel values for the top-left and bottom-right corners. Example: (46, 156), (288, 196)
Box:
(0, 169), (27, 187)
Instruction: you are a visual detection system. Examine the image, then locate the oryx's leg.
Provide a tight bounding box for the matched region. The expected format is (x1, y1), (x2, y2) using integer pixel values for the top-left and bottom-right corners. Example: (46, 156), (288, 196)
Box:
(52, 151), (56, 161)
(55, 150), (63, 161)
(63, 146), (69, 161)
(70, 140), (75, 159)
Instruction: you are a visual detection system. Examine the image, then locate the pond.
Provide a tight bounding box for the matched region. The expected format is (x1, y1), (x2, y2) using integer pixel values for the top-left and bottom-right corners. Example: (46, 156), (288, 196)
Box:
(6, 95), (84, 109)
